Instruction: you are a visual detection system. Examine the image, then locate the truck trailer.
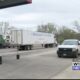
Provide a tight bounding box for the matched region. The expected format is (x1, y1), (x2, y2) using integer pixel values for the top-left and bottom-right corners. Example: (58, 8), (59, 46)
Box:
(10, 30), (57, 50)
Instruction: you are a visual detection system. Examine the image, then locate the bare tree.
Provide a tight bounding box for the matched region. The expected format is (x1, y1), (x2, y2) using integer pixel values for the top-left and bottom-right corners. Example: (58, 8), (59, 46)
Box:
(37, 23), (57, 34)
(0, 22), (3, 34)
(74, 21), (80, 33)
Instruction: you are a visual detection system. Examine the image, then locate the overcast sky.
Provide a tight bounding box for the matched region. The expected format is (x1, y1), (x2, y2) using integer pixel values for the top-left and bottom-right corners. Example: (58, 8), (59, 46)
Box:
(0, 0), (80, 31)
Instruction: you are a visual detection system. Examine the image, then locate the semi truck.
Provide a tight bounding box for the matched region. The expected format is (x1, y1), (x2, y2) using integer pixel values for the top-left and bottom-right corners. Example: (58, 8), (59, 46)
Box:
(10, 30), (57, 50)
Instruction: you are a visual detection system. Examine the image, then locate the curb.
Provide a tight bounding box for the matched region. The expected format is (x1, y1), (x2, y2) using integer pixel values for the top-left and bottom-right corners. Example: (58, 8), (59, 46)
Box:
(51, 65), (80, 79)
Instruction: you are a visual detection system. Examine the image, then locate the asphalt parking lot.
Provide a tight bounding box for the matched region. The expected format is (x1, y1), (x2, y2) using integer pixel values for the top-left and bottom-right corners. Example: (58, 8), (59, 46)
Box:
(0, 47), (72, 79)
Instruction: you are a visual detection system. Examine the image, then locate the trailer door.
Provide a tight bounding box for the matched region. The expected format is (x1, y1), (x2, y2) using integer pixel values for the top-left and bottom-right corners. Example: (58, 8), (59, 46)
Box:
(17, 30), (23, 45)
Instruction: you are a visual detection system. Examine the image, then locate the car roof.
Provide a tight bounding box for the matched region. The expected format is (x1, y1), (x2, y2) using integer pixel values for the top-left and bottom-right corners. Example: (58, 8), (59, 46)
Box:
(64, 39), (79, 41)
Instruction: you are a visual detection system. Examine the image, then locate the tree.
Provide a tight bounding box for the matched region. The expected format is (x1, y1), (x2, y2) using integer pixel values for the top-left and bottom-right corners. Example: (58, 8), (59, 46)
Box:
(37, 23), (57, 34)
(0, 22), (3, 34)
(73, 21), (80, 33)
(0, 22), (9, 35)
(4, 22), (9, 34)
(56, 26), (77, 43)
(37, 23), (78, 44)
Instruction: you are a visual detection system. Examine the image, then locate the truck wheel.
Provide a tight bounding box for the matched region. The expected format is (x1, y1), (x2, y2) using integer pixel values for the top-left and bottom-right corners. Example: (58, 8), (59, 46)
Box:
(50, 44), (53, 48)
(27, 46), (30, 50)
(57, 54), (62, 58)
(45, 44), (47, 48)
(22, 46), (25, 50)
(18, 46), (23, 51)
(17, 47), (21, 51)
(45, 44), (48, 48)
(49, 44), (51, 48)
(30, 45), (32, 50)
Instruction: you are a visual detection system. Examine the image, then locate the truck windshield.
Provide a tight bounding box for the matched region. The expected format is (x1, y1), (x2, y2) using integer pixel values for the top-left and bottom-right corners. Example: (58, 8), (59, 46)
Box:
(62, 40), (78, 45)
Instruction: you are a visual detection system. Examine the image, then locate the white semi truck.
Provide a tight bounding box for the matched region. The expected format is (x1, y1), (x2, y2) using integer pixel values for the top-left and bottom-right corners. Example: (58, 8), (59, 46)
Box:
(10, 30), (57, 50)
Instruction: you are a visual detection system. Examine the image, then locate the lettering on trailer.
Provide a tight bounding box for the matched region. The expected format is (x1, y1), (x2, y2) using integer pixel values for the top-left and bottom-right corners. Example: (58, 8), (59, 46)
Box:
(33, 32), (52, 37)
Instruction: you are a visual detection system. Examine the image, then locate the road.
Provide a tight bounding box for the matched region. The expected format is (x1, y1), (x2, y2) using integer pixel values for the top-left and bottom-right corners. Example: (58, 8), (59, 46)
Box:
(0, 47), (72, 79)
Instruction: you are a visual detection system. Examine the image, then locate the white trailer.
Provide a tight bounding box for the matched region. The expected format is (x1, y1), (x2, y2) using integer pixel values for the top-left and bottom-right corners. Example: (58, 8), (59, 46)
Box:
(10, 30), (57, 50)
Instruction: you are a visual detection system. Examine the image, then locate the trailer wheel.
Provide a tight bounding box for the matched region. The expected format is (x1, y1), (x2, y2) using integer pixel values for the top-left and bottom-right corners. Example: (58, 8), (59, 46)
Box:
(30, 45), (32, 50)
(25, 46), (29, 50)
(21, 46), (25, 50)
(17, 47), (21, 51)
(49, 44), (53, 48)
(27, 46), (30, 50)
(44, 44), (48, 48)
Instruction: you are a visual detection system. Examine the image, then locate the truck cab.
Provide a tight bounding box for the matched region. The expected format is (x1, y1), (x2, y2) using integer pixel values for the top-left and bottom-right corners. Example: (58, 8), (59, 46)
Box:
(57, 39), (80, 58)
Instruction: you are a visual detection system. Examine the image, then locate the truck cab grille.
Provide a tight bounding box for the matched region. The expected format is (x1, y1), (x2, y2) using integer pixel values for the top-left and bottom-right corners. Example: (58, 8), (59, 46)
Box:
(59, 48), (72, 52)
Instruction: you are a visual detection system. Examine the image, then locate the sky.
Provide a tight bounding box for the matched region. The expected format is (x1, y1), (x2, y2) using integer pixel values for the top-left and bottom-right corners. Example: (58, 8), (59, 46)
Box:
(0, 0), (80, 31)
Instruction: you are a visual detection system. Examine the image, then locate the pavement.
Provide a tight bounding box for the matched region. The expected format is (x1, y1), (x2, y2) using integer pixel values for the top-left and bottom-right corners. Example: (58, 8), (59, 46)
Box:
(2, 47), (80, 79)
(52, 65), (80, 79)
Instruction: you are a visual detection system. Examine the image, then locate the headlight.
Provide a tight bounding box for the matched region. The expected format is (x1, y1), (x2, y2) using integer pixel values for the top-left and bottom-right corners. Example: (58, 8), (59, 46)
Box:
(72, 48), (77, 51)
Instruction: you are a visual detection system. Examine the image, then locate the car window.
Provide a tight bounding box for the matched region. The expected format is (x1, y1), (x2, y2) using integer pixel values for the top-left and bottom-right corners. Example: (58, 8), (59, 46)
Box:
(62, 40), (78, 45)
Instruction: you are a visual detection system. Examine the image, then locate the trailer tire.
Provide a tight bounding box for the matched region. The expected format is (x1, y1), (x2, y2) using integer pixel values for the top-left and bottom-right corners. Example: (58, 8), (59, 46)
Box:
(27, 46), (30, 50)
(44, 44), (48, 48)
(49, 44), (53, 48)
(17, 47), (21, 51)
(30, 45), (32, 50)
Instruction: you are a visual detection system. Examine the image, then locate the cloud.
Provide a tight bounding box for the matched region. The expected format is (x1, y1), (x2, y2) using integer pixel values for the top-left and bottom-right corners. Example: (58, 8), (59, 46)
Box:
(0, 0), (80, 31)
(13, 13), (42, 22)
(4, 12), (80, 27)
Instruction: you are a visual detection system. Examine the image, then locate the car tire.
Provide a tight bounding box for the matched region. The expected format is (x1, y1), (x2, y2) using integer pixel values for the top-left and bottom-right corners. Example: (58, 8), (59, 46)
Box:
(57, 54), (62, 58)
